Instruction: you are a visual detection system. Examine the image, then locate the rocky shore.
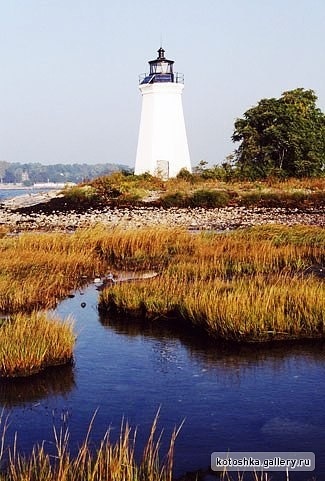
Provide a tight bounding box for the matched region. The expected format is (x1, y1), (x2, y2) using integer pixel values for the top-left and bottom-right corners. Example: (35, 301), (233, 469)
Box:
(0, 197), (324, 232)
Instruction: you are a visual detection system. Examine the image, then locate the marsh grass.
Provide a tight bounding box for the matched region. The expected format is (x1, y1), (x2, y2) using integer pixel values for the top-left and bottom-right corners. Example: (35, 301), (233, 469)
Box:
(0, 411), (301, 481)
(0, 227), (191, 313)
(0, 411), (180, 481)
(101, 274), (324, 341)
(98, 225), (325, 342)
(0, 312), (75, 378)
(1, 224), (324, 341)
(0, 230), (109, 312)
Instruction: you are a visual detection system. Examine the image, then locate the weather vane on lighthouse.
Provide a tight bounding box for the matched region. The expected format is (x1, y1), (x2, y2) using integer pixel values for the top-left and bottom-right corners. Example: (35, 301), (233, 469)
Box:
(135, 47), (191, 179)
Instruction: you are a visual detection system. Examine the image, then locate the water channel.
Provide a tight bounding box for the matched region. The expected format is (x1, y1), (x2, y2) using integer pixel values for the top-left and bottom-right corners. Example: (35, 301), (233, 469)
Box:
(1, 283), (324, 480)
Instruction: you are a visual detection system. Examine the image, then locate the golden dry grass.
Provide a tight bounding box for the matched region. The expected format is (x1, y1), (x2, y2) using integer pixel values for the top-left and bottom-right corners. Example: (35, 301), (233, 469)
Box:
(0, 227), (194, 313)
(0, 411), (179, 481)
(0, 230), (106, 312)
(0, 410), (303, 481)
(0, 312), (75, 378)
(1, 224), (324, 341)
(98, 225), (325, 342)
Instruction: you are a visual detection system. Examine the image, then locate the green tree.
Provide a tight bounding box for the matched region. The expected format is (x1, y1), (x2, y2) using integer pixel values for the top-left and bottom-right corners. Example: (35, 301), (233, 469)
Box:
(232, 88), (325, 178)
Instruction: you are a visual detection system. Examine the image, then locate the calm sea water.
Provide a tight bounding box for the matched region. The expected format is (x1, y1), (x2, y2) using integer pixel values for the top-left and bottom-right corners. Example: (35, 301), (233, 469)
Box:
(1, 284), (324, 480)
(0, 187), (56, 201)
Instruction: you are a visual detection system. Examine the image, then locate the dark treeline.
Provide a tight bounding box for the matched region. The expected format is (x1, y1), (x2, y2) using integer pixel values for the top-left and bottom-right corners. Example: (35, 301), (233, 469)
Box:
(0, 161), (128, 185)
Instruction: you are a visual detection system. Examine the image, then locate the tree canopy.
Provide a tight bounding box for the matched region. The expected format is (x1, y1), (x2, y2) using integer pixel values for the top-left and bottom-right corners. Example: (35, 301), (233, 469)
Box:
(232, 88), (325, 178)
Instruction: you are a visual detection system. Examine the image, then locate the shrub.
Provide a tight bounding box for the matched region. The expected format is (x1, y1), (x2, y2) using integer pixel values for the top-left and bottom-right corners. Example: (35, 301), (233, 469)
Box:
(63, 185), (99, 203)
(190, 189), (230, 208)
(161, 191), (188, 207)
(176, 168), (194, 181)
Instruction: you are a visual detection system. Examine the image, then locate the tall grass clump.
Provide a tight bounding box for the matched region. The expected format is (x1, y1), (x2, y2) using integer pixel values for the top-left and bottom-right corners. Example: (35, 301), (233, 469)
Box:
(91, 226), (195, 269)
(0, 312), (75, 377)
(99, 225), (325, 342)
(0, 412), (180, 481)
(0, 230), (107, 313)
(0, 409), (296, 481)
(0, 226), (194, 313)
(100, 273), (324, 341)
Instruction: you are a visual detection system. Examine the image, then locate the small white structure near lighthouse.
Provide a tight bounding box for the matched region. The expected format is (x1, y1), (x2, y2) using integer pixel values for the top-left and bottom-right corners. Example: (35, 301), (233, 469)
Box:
(135, 47), (191, 178)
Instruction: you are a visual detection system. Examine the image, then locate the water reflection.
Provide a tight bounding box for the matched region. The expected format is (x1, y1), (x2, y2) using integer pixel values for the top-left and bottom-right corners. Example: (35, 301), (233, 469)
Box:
(99, 310), (325, 479)
(1, 284), (324, 479)
(0, 363), (75, 407)
(99, 311), (325, 376)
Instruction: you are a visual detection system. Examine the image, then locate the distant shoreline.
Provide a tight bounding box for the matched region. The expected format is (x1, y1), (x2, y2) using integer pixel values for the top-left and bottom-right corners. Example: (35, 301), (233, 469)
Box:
(0, 182), (74, 190)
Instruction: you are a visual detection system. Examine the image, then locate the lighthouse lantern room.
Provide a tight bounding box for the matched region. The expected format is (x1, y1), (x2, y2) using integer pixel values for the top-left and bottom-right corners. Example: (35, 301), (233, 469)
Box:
(135, 48), (191, 179)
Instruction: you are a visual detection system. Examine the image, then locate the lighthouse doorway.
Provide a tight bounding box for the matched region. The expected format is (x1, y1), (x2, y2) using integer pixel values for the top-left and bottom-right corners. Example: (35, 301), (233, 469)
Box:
(156, 160), (169, 179)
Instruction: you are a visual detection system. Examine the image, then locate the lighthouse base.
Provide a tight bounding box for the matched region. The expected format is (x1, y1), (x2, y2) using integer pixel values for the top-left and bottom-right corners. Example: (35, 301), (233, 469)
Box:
(135, 82), (191, 179)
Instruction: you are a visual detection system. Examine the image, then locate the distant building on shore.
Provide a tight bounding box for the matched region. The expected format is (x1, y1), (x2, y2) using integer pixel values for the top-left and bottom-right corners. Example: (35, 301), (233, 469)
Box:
(33, 182), (75, 189)
(0, 182), (75, 190)
(135, 47), (191, 179)
(21, 171), (30, 183)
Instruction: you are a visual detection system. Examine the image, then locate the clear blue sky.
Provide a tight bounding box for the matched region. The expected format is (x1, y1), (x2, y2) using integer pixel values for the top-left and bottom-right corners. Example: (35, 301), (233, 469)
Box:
(0, 0), (324, 168)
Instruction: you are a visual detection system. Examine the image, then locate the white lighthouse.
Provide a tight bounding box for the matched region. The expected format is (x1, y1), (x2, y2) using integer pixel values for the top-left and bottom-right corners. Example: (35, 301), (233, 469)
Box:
(135, 47), (191, 179)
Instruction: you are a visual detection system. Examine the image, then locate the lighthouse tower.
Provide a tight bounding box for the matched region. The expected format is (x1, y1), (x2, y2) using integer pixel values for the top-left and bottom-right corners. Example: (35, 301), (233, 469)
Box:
(135, 48), (191, 178)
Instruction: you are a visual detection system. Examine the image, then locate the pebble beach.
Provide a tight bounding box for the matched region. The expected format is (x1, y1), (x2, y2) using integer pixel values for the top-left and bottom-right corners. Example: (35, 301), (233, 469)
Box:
(0, 191), (324, 232)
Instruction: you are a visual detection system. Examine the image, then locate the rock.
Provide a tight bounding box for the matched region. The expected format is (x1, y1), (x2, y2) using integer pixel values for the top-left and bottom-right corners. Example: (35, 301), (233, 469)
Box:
(0, 204), (324, 232)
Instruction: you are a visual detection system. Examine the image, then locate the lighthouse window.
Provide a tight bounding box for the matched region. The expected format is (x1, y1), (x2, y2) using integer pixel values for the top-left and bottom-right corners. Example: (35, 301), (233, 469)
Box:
(151, 62), (172, 75)
(157, 62), (169, 74)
